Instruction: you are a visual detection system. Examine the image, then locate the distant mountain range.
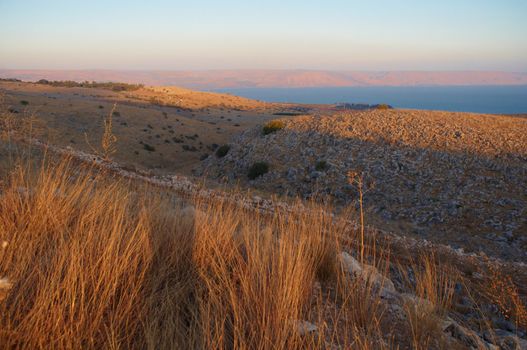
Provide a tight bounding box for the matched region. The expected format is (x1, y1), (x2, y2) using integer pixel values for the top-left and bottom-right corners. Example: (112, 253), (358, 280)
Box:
(1, 69), (527, 89)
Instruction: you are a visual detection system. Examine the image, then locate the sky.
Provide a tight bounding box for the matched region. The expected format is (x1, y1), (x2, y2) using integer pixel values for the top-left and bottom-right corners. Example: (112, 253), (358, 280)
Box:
(1, 0), (526, 71)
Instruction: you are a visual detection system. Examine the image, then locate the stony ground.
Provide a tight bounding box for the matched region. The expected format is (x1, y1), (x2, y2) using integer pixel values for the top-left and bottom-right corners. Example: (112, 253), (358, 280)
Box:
(199, 109), (527, 261)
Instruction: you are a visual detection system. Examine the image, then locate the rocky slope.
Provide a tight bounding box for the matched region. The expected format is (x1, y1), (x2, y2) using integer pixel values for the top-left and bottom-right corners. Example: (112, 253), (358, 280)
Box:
(199, 109), (527, 261)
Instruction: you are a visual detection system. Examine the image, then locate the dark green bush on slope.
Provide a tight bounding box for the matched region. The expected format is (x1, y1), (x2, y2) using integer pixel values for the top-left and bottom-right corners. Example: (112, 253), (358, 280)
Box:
(216, 144), (230, 158)
(248, 162), (269, 180)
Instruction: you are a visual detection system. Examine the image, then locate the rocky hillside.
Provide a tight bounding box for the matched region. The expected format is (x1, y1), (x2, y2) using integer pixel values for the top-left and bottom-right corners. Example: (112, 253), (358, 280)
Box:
(199, 109), (527, 261)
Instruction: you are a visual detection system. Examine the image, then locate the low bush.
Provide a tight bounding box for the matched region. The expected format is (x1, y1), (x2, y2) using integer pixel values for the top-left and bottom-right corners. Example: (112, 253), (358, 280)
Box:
(143, 143), (156, 152)
(273, 112), (303, 116)
(215, 144), (230, 158)
(248, 162), (269, 180)
(263, 120), (285, 135)
(182, 145), (197, 152)
(376, 104), (391, 110)
(315, 160), (328, 171)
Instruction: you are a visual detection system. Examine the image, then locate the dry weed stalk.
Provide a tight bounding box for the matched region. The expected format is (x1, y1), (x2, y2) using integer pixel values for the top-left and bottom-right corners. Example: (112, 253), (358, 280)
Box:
(84, 103), (118, 160)
(347, 171), (375, 263)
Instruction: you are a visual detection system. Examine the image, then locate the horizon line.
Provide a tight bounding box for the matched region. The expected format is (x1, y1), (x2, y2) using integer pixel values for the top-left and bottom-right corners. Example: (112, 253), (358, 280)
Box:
(2, 68), (527, 74)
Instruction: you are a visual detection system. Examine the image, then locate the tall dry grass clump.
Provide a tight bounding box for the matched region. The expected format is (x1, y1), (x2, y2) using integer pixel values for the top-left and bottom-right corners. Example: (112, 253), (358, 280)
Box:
(0, 150), (473, 349)
(190, 199), (343, 349)
(399, 254), (457, 349)
(0, 155), (395, 349)
(484, 264), (527, 332)
(0, 159), (156, 348)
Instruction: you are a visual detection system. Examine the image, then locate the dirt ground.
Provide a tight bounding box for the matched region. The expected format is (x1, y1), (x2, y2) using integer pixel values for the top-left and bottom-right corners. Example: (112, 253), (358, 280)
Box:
(0, 81), (289, 175)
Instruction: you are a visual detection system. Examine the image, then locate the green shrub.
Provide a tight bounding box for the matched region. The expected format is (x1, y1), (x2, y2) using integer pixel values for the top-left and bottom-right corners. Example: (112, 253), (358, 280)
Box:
(263, 120), (285, 135)
(20, 100), (29, 106)
(182, 145), (197, 152)
(216, 144), (230, 158)
(315, 160), (328, 171)
(248, 162), (269, 180)
(143, 143), (156, 152)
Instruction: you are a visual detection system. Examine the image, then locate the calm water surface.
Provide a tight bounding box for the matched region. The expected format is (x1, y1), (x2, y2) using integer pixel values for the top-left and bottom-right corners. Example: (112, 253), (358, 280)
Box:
(215, 85), (527, 114)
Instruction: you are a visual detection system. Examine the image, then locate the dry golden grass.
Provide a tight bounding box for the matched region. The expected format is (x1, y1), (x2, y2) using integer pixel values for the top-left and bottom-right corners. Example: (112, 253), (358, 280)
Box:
(412, 254), (456, 314)
(0, 154), (402, 349)
(0, 159), (155, 348)
(2, 152), (521, 349)
(132, 85), (270, 110)
(399, 254), (457, 349)
(483, 264), (527, 331)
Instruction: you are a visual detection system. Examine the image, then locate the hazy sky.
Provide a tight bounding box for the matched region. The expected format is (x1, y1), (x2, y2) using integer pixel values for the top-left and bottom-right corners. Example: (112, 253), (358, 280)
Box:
(1, 0), (526, 71)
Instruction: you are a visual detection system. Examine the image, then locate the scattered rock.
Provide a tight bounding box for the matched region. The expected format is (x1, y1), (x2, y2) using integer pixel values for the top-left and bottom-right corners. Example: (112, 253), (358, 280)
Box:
(483, 329), (527, 350)
(401, 293), (434, 311)
(294, 320), (318, 336)
(338, 251), (396, 296)
(443, 318), (498, 350)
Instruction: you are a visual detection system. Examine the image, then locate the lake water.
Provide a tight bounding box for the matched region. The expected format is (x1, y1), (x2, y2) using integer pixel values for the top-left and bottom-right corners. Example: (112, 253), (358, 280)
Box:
(215, 85), (527, 114)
